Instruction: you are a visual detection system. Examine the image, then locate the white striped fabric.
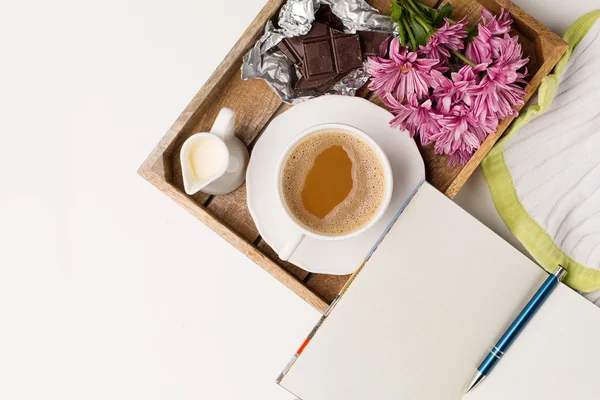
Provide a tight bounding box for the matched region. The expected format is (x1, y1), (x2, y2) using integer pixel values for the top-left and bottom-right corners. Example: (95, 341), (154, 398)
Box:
(501, 19), (600, 296)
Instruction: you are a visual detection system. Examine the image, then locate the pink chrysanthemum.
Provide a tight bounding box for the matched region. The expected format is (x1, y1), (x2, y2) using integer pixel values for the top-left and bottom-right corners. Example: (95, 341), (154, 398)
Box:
(492, 33), (529, 74)
(475, 75), (526, 120)
(365, 8), (527, 167)
(465, 8), (516, 65)
(431, 103), (483, 157)
(431, 101), (500, 166)
(367, 37), (440, 101)
(385, 93), (442, 146)
(447, 113), (499, 165)
(465, 25), (494, 65)
(420, 18), (468, 60)
(481, 8), (513, 36)
(474, 34), (528, 119)
(431, 64), (485, 112)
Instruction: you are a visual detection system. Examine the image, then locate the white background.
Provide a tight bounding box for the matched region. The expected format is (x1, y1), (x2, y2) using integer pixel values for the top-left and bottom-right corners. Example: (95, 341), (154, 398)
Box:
(0, 0), (595, 399)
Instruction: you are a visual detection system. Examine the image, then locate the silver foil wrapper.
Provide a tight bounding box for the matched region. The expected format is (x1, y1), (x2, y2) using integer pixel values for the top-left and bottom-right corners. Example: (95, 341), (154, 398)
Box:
(278, 0), (319, 36)
(241, 0), (394, 105)
(322, 0), (395, 33)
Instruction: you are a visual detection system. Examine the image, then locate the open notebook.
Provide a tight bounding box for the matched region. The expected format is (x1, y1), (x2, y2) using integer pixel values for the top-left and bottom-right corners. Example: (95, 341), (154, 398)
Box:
(278, 182), (600, 400)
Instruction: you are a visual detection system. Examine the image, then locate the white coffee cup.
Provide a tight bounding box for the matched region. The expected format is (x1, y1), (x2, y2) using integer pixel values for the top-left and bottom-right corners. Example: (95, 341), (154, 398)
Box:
(275, 123), (393, 261)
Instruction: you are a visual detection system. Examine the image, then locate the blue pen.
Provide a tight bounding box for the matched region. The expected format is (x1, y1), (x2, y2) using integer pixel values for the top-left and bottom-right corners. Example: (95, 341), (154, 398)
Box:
(465, 265), (567, 393)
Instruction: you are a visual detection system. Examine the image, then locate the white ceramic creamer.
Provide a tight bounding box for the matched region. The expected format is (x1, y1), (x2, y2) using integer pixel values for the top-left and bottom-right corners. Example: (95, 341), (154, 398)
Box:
(180, 108), (249, 196)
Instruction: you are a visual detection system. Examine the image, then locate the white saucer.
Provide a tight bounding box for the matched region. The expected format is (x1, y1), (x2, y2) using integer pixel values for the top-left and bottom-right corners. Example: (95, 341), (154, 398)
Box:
(247, 95), (425, 275)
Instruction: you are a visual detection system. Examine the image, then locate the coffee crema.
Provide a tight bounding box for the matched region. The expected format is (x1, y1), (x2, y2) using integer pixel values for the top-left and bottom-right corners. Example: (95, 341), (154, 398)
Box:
(281, 131), (386, 235)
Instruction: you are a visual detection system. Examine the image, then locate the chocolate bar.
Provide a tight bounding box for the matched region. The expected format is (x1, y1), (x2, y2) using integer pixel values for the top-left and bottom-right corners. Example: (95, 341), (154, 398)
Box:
(277, 5), (383, 94)
(281, 24), (362, 80)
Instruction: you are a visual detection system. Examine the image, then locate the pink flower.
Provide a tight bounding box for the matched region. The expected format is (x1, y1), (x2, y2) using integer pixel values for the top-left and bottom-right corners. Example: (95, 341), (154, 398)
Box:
(385, 93), (442, 146)
(447, 114), (499, 165)
(367, 37), (440, 101)
(431, 103), (483, 158)
(420, 18), (468, 60)
(465, 25), (494, 65)
(431, 64), (485, 112)
(471, 112), (500, 144)
(465, 9), (517, 65)
(365, 9), (527, 168)
(492, 34), (529, 76)
(474, 34), (528, 119)
(481, 8), (513, 36)
(475, 75), (526, 119)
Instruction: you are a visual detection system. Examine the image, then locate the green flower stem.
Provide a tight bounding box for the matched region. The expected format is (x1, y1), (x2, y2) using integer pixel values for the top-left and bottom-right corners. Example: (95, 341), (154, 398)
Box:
(451, 49), (476, 67)
(402, 16), (417, 51)
(406, 0), (428, 21)
(414, 14), (433, 32)
(415, 0), (432, 12)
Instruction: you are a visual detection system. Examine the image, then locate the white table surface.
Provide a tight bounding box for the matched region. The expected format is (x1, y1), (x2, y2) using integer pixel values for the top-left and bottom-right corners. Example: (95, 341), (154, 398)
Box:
(1, 0), (595, 399)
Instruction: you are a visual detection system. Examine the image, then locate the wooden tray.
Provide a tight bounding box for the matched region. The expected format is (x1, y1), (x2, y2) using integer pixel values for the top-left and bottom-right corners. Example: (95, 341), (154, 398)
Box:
(138, 0), (567, 313)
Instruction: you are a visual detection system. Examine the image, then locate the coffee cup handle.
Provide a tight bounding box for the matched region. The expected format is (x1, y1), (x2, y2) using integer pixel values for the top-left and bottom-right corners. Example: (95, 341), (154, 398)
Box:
(279, 233), (305, 261)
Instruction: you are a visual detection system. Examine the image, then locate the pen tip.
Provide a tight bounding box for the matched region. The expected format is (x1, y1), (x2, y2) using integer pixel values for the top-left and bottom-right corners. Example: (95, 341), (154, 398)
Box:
(465, 371), (485, 394)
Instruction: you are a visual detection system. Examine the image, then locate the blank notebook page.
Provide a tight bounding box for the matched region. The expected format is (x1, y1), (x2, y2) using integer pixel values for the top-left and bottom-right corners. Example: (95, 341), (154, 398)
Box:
(279, 182), (600, 400)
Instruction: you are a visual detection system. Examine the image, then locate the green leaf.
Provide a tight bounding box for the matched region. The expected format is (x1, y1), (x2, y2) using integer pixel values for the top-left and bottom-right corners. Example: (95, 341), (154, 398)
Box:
(397, 12), (408, 46)
(411, 17), (428, 47)
(433, 3), (453, 26)
(391, 1), (403, 22)
(426, 8), (439, 22)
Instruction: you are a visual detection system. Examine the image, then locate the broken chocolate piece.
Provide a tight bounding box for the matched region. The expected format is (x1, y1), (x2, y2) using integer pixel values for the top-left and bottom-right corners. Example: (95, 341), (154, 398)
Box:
(314, 5), (345, 32)
(277, 22), (332, 65)
(294, 74), (343, 93)
(333, 34), (363, 71)
(302, 38), (337, 79)
(299, 28), (362, 79)
(358, 31), (391, 57)
(277, 40), (302, 65)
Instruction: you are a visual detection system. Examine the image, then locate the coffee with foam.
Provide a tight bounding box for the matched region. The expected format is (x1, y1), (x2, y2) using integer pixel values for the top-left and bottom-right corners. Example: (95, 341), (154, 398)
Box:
(281, 131), (386, 235)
